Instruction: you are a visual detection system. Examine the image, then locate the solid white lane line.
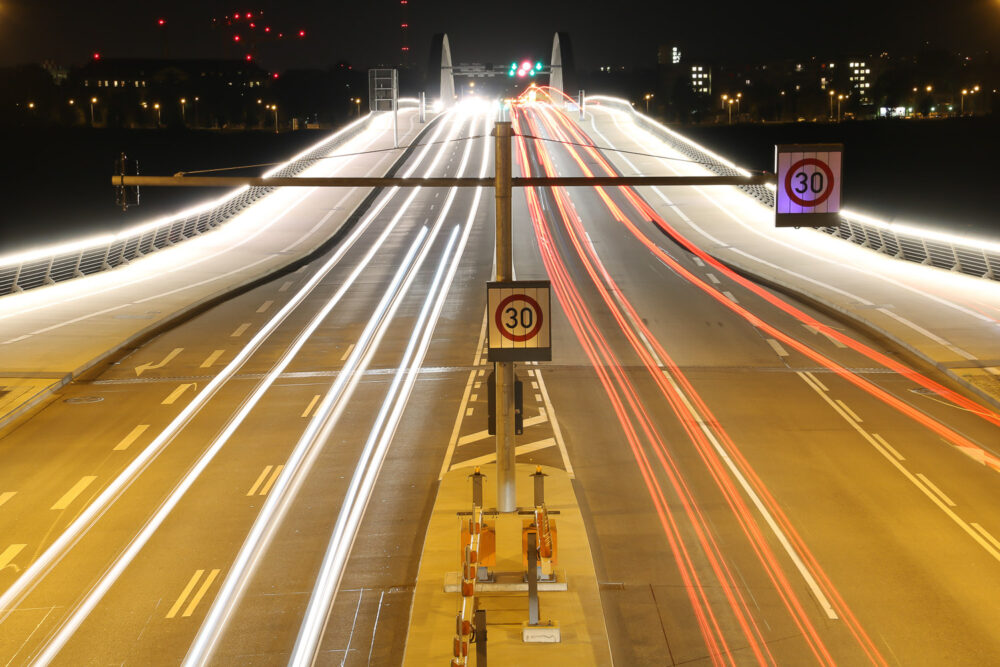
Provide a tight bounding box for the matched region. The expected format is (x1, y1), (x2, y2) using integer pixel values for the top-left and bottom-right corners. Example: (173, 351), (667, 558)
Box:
(872, 434), (905, 461)
(51, 476), (97, 511)
(340, 343), (356, 361)
(230, 323), (251, 337)
(450, 438), (557, 471)
(0, 544), (26, 570)
(247, 467), (273, 496)
(167, 570), (204, 618)
(301, 394), (321, 418)
(0, 491), (15, 507)
(199, 350), (225, 368)
(803, 371), (829, 392)
(916, 474), (957, 507)
(766, 338), (789, 358)
(256, 300), (274, 314)
(835, 400), (863, 423)
(279, 281), (294, 293)
(184, 569), (221, 617)
(533, 369), (573, 477)
(162, 383), (196, 405)
(114, 425), (150, 451)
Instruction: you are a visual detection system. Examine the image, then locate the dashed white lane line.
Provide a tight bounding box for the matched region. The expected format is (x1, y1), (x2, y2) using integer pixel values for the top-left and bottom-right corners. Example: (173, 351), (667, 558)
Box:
(162, 383), (196, 405)
(0, 544), (26, 570)
(465, 407), (474, 417)
(230, 323), (251, 338)
(256, 300), (274, 314)
(279, 281), (294, 293)
(0, 491), (15, 507)
(766, 338), (789, 358)
(706, 273), (721, 284)
(114, 425), (150, 451)
(199, 350), (225, 369)
(301, 394), (321, 418)
(872, 434), (905, 461)
(835, 399), (863, 423)
(51, 476), (97, 510)
(691, 255), (705, 267)
(722, 290), (738, 303)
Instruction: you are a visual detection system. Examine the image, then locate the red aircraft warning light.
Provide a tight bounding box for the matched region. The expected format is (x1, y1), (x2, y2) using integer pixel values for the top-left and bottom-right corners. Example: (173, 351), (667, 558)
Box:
(298, 29), (306, 37)
(157, 18), (166, 26)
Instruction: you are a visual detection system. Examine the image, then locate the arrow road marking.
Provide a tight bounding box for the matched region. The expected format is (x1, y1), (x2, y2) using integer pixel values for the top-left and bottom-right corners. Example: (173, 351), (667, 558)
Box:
(135, 348), (183, 377)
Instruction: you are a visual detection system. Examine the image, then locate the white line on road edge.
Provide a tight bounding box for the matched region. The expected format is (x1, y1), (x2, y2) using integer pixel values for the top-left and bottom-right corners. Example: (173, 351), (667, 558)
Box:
(11, 111), (454, 660)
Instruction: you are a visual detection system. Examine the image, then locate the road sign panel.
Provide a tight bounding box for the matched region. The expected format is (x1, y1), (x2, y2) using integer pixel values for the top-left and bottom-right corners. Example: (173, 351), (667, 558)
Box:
(487, 280), (551, 362)
(775, 144), (843, 228)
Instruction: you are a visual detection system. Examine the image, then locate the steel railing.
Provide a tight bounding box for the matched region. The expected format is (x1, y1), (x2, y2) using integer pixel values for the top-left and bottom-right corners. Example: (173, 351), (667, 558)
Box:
(586, 95), (1000, 282)
(0, 105), (417, 297)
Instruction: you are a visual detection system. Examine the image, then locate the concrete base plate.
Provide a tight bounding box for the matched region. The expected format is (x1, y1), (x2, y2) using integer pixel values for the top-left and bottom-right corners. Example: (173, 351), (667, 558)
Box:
(444, 570), (568, 592)
(522, 621), (561, 643)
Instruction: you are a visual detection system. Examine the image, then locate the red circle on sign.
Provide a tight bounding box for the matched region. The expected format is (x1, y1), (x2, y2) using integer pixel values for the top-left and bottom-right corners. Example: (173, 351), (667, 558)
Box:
(495, 294), (543, 342)
(784, 158), (835, 207)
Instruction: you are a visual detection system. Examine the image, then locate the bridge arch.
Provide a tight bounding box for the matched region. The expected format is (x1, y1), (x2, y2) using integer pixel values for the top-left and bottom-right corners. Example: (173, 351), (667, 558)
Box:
(427, 33), (456, 106)
(549, 32), (577, 95)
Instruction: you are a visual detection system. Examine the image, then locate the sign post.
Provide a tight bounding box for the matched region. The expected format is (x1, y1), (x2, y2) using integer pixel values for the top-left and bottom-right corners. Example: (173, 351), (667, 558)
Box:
(493, 121), (516, 513)
(775, 143), (843, 228)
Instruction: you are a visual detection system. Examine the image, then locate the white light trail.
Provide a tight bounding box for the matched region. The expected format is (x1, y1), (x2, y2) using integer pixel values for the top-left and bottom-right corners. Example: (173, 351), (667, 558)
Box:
(1, 112), (454, 646)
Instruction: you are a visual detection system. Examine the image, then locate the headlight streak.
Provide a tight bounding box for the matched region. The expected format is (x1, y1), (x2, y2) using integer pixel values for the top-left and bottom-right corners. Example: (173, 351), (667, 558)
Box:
(531, 105), (857, 663)
(0, 112), (402, 327)
(4, 112), (457, 654)
(520, 106), (803, 665)
(559, 104), (1000, 439)
(289, 113), (492, 665)
(185, 109), (487, 665)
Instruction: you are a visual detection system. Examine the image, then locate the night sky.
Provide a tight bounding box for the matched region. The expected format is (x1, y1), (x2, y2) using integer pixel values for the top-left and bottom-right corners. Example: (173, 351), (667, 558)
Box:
(1, 0), (997, 72)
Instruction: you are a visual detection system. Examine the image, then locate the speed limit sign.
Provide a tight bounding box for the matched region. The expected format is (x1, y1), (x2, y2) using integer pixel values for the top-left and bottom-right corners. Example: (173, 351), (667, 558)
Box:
(775, 144), (843, 228)
(487, 280), (551, 362)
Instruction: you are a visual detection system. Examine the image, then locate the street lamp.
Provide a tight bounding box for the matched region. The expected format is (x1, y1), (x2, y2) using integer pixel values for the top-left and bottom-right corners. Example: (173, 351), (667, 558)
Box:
(194, 97), (200, 127)
(961, 89), (968, 114)
(153, 102), (161, 127)
(644, 93), (654, 113)
(829, 90), (835, 119)
(727, 98), (734, 124)
(180, 98), (187, 125)
(90, 97), (98, 126)
(267, 104), (278, 133)
(837, 94), (844, 122)
(354, 97), (362, 117)
(721, 93), (728, 110)
(736, 92), (742, 115)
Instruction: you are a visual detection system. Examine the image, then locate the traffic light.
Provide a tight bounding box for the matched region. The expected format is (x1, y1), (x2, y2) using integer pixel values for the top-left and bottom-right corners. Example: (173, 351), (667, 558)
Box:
(509, 61), (544, 78)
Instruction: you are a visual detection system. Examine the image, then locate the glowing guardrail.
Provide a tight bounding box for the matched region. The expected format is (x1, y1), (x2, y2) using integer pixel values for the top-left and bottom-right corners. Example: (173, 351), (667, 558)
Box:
(586, 95), (1000, 282)
(0, 104), (418, 297)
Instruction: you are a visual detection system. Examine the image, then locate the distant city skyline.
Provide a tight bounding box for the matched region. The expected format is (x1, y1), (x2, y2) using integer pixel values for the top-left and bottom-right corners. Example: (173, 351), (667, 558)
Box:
(1, 0), (998, 73)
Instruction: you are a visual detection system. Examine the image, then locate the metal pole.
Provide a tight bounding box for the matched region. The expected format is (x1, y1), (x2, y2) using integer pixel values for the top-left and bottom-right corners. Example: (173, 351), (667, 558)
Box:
(494, 120), (516, 514)
(578, 90), (585, 119)
(419, 91), (426, 123)
(527, 531), (539, 625)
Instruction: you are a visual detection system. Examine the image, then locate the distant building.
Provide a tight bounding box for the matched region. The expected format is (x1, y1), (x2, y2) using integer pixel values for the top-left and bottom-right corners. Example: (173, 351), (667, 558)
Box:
(689, 64), (711, 95)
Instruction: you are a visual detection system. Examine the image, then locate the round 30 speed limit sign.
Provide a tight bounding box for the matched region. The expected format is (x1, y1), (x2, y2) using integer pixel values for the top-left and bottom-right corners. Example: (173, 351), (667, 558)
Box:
(487, 280), (551, 362)
(775, 144), (843, 228)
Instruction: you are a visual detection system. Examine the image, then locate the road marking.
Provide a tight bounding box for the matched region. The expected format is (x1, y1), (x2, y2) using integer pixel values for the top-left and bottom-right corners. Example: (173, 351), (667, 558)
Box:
(692, 256), (705, 267)
(477, 369), (484, 377)
(279, 280), (294, 293)
(822, 332), (847, 348)
(533, 371), (572, 477)
(230, 323), (251, 337)
(167, 568), (221, 618)
(872, 434), (905, 461)
(114, 425), (150, 451)
(835, 400), (862, 423)
(451, 438), (557, 471)
(916, 473), (956, 507)
(199, 350), (225, 368)
(440, 316), (489, 479)
(340, 343), (356, 361)
(706, 273), (721, 284)
(534, 393), (542, 402)
(301, 394), (321, 418)
(465, 407), (474, 417)
(183, 568), (220, 617)
(162, 383), (196, 405)
(256, 300), (274, 314)
(474, 382), (481, 390)
(531, 381), (538, 390)
(51, 476), (97, 510)
(259, 465), (283, 496)
(134, 347), (183, 377)
(803, 371), (828, 392)
(0, 491), (16, 507)
(167, 571), (203, 618)
(722, 290), (738, 303)
(0, 544), (26, 570)
(247, 466), (273, 496)
(766, 338), (789, 357)
(971, 523), (1000, 551)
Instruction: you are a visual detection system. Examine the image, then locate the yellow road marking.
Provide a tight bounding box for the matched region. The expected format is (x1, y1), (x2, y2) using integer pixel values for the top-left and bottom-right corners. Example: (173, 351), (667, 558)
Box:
(51, 476), (97, 510)
(340, 343), (356, 361)
(259, 465), (283, 496)
(301, 394), (321, 418)
(199, 350), (225, 368)
(162, 383), (196, 405)
(166, 570), (203, 618)
(183, 568), (221, 617)
(0, 544), (26, 570)
(247, 466), (273, 496)
(114, 425), (149, 451)
(0, 491), (16, 507)
(916, 473), (957, 507)
(766, 338), (789, 357)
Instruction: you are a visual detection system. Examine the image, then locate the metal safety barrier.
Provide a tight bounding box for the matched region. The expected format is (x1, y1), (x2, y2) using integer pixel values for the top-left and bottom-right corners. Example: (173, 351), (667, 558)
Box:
(586, 95), (1000, 283)
(0, 104), (419, 297)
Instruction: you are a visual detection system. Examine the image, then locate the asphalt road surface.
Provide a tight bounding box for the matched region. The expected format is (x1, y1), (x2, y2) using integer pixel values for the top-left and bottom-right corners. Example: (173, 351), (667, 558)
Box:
(1, 99), (999, 666)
